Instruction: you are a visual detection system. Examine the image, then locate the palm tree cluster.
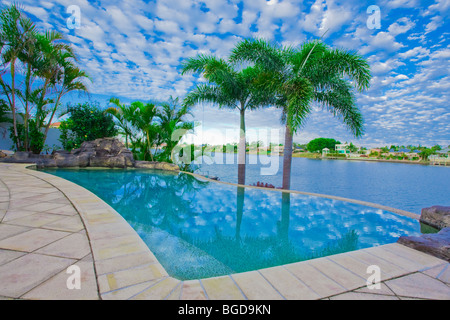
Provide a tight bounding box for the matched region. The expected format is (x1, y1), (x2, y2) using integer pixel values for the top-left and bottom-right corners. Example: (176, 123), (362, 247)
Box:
(0, 4), (89, 153)
(182, 38), (371, 189)
(106, 96), (195, 163)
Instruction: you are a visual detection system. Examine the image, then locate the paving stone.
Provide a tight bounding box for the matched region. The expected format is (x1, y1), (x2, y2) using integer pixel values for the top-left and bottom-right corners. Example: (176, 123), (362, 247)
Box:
(231, 271), (284, 300)
(130, 277), (180, 300)
(307, 257), (367, 291)
(330, 292), (400, 300)
(284, 261), (345, 298)
(178, 280), (207, 300)
(101, 280), (157, 300)
(201, 275), (246, 300)
(0, 224), (30, 241)
(5, 212), (67, 228)
(0, 253), (76, 298)
(259, 266), (320, 300)
(22, 260), (99, 300)
(385, 272), (450, 300)
(35, 233), (91, 259)
(0, 228), (70, 252)
(0, 249), (26, 266)
(97, 263), (167, 293)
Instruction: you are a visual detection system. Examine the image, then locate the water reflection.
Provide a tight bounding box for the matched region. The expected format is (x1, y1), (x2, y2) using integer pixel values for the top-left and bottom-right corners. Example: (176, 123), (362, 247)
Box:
(42, 168), (420, 280)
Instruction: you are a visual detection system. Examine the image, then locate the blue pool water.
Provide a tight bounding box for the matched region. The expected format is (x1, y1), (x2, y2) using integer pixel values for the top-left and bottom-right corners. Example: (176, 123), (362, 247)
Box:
(196, 154), (450, 214)
(42, 168), (422, 280)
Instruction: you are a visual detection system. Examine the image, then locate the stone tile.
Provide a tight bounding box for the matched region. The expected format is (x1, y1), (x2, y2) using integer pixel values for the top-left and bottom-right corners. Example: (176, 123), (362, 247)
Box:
(0, 224), (30, 241)
(95, 251), (159, 275)
(42, 216), (84, 232)
(307, 257), (367, 291)
(44, 204), (78, 216)
(20, 201), (68, 213)
(382, 243), (447, 269)
(130, 277), (181, 300)
(364, 246), (424, 272)
(92, 238), (150, 261)
(201, 276), (246, 300)
(385, 272), (450, 300)
(166, 281), (184, 300)
(436, 265), (450, 284)
(0, 253), (76, 298)
(330, 292), (399, 300)
(35, 233), (91, 259)
(22, 260), (99, 300)
(348, 249), (408, 278)
(259, 266), (320, 300)
(284, 261), (345, 298)
(0, 228), (70, 252)
(101, 280), (157, 300)
(0, 249), (26, 266)
(354, 282), (396, 296)
(231, 271), (284, 300)
(5, 212), (67, 228)
(178, 280), (207, 300)
(97, 263), (167, 293)
(2, 209), (38, 222)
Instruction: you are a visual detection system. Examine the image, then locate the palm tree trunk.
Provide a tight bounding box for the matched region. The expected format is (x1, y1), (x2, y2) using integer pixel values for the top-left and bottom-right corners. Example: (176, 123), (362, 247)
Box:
(282, 124), (293, 190)
(238, 107), (246, 185)
(10, 59), (20, 150)
(43, 90), (63, 145)
(24, 63), (32, 152)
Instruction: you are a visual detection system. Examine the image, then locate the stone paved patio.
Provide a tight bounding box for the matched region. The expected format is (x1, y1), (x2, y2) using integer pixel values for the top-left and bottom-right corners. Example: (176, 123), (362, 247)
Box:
(0, 163), (449, 300)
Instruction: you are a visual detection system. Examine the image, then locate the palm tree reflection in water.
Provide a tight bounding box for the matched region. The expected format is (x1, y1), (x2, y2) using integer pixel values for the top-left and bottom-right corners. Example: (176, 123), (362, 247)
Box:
(46, 169), (359, 280)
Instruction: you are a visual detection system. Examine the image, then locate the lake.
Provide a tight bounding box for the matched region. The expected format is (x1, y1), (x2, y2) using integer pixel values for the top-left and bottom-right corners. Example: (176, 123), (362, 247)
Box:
(195, 154), (450, 214)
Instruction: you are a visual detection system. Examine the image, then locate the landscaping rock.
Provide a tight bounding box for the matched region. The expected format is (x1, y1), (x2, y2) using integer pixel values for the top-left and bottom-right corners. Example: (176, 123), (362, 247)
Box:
(420, 206), (450, 230)
(0, 151), (7, 158)
(134, 160), (179, 171)
(12, 151), (31, 160)
(398, 227), (450, 262)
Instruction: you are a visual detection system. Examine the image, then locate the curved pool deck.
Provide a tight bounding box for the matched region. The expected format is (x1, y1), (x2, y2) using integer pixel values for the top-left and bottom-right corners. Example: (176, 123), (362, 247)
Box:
(0, 163), (449, 300)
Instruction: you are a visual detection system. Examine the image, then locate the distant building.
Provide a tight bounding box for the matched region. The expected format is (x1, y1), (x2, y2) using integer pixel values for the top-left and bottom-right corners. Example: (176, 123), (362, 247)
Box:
(322, 147), (330, 157)
(335, 143), (350, 155)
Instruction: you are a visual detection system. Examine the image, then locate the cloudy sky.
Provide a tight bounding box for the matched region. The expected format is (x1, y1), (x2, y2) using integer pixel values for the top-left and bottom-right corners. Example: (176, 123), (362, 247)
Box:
(10, 0), (450, 147)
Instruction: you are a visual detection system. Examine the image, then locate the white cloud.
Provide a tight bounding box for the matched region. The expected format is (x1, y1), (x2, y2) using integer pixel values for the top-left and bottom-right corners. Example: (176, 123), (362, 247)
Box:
(388, 17), (416, 36)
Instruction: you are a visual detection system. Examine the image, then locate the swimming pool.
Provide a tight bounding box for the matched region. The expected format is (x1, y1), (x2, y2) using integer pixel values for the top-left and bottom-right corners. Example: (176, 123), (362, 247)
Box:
(42, 168), (422, 280)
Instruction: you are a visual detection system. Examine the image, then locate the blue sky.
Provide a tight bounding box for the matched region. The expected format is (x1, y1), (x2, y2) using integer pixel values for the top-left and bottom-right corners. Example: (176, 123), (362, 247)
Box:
(9, 0), (450, 148)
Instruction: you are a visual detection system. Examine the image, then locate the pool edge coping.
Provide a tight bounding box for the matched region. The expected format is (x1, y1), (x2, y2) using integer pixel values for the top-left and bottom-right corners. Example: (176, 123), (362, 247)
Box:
(4, 163), (446, 300)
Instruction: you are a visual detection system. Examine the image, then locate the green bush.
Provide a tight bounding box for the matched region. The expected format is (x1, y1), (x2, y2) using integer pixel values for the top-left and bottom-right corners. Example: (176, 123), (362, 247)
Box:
(9, 119), (44, 153)
(59, 102), (117, 151)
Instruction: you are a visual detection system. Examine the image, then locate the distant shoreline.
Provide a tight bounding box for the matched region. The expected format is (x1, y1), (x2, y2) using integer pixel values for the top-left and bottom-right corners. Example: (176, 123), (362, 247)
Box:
(212, 151), (448, 167)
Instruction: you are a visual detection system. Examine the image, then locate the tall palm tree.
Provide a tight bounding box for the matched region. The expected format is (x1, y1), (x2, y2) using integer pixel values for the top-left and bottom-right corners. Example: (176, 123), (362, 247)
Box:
(231, 38), (371, 189)
(0, 4), (36, 150)
(181, 54), (273, 185)
(42, 55), (90, 144)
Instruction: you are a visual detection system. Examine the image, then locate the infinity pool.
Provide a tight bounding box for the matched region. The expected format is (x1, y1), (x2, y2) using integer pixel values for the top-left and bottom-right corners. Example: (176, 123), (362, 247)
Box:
(42, 168), (422, 280)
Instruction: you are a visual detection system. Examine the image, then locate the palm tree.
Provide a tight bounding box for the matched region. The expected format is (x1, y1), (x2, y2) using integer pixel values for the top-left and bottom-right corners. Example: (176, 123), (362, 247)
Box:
(230, 38), (371, 189)
(106, 97), (136, 149)
(181, 54), (274, 185)
(0, 4), (37, 150)
(42, 56), (90, 144)
(132, 101), (159, 161)
(156, 96), (195, 163)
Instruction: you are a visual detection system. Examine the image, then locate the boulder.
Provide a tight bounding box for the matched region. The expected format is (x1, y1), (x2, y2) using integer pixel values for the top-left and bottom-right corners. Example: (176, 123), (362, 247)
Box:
(0, 151), (7, 158)
(420, 206), (450, 230)
(134, 160), (179, 171)
(398, 227), (450, 262)
(12, 151), (31, 160)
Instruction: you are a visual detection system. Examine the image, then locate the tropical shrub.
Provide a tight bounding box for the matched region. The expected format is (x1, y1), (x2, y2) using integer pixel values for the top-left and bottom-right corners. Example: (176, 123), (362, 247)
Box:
(59, 102), (117, 151)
